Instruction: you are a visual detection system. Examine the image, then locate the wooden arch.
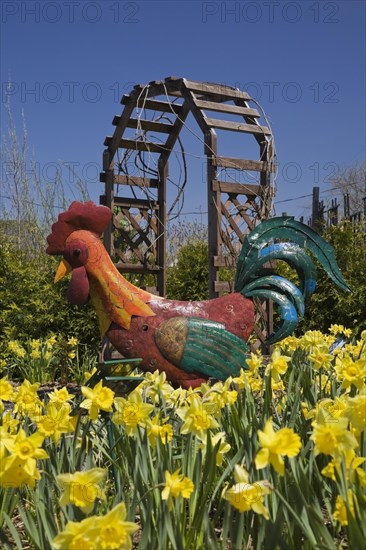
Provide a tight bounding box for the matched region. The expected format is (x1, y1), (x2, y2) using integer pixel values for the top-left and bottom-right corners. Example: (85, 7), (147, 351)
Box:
(100, 77), (276, 349)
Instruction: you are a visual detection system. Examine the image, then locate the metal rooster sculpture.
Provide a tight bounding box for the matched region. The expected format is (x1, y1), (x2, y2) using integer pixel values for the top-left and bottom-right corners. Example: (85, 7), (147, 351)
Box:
(47, 202), (350, 388)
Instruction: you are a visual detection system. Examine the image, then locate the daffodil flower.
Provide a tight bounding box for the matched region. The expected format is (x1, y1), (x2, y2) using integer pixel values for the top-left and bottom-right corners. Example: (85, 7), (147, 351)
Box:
(161, 469), (194, 510)
(255, 419), (301, 475)
(57, 468), (107, 513)
(222, 464), (271, 519)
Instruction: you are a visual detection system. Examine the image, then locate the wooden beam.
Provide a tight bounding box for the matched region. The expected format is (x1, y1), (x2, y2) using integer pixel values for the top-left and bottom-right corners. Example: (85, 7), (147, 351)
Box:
(212, 180), (261, 196)
(195, 99), (260, 117)
(104, 137), (167, 154)
(100, 173), (159, 188)
(115, 262), (160, 273)
(113, 196), (159, 210)
(159, 100), (191, 165)
(214, 281), (234, 293)
(121, 95), (184, 115)
(106, 92), (138, 159)
(184, 79), (251, 101)
(206, 117), (271, 136)
(211, 156), (275, 172)
(214, 255), (236, 268)
(112, 117), (174, 133)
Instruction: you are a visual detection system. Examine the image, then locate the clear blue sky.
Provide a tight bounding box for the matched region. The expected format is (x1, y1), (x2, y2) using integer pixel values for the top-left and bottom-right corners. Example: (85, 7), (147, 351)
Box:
(1, 0), (365, 224)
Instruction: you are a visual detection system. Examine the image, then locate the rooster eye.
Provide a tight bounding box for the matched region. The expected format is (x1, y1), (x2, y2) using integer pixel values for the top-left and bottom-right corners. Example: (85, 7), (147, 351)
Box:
(73, 249), (81, 257)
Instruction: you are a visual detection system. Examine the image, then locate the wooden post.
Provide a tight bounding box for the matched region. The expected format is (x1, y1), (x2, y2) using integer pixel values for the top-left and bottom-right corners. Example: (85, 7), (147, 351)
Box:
(157, 159), (167, 296)
(205, 131), (220, 298)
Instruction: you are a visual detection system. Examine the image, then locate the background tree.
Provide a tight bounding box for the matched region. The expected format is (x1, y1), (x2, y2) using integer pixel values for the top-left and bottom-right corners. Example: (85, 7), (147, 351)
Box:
(328, 162), (366, 217)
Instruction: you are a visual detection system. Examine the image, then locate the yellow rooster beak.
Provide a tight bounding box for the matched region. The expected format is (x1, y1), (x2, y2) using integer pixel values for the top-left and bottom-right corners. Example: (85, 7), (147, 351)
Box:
(54, 259), (72, 283)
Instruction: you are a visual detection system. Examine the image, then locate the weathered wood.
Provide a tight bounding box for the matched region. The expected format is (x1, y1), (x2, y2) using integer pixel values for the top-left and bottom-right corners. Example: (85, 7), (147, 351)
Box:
(195, 99), (260, 117)
(206, 131), (220, 298)
(212, 156), (275, 172)
(121, 95), (184, 115)
(214, 255), (237, 268)
(113, 117), (174, 133)
(214, 281), (234, 293)
(115, 262), (160, 273)
(206, 117), (271, 135)
(104, 137), (167, 154)
(107, 92), (138, 158)
(212, 180), (261, 196)
(184, 79), (251, 101)
(113, 196), (159, 210)
(159, 101), (191, 165)
(157, 160), (167, 296)
(100, 174), (159, 188)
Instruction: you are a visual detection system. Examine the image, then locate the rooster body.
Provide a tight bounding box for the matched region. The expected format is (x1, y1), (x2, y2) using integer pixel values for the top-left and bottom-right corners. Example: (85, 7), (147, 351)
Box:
(47, 202), (350, 388)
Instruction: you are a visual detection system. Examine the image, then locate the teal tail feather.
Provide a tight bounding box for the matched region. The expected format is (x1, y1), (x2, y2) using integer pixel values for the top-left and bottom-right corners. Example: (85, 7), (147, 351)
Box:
(235, 217), (351, 344)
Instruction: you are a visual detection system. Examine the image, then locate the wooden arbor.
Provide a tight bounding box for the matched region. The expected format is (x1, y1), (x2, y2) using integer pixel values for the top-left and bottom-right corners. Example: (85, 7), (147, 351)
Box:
(100, 77), (276, 348)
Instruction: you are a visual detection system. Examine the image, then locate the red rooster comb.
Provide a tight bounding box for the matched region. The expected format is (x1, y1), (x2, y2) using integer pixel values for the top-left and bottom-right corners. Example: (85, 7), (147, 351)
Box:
(46, 201), (112, 255)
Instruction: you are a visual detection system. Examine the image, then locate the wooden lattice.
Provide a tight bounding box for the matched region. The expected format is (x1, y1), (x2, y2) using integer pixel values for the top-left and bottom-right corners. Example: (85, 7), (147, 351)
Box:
(100, 77), (276, 348)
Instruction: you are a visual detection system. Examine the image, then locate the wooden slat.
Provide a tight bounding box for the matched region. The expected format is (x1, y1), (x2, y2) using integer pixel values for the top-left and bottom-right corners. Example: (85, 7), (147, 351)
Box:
(214, 255), (236, 268)
(214, 281), (234, 293)
(195, 99), (260, 117)
(211, 156), (275, 172)
(104, 137), (167, 154)
(113, 117), (174, 133)
(121, 95), (183, 115)
(212, 180), (261, 196)
(115, 262), (160, 273)
(184, 79), (251, 101)
(206, 117), (271, 135)
(100, 174), (159, 187)
(113, 196), (159, 210)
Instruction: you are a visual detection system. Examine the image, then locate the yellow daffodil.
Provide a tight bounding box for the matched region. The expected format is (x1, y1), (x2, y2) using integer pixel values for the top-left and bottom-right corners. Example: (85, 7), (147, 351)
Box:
(48, 386), (74, 406)
(37, 402), (75, 443)
(80, 380), (115, 421)
(335, 355), (366, 390)
(46, 334), (57, 347)
(13, 379), (42, 418)
(57, 468), (107, 513)
(329, 324), (352, 338)
(246, 352), (264, 372)
(310, 417), (358, 458)
(255, 419), (301, 475)
(205, 378), (238, 409)
(140, 370), (174, 403)
(161, 469), (194, 510)
(146, 414), (173, 447)
(346, 393), (366, 432)
(333, 490), (356, 526)
(67, 337), (78, 347)
(112, 391), (154, 436)
(4, 428), (49, 461)
(300, 330), (327, 351)
(0, 455), (41, 489)
(199, 431), (231, 466)
(0, 376), (15, 401)
(267, 349), (291, 380)
(222, 464), (271, 519)
(233, 369), (263, 393)
(53, 502), (138, 550)
(176, 396), (219, 440)
(30, 339), (41, 350)
(93, 502), (139, 549)
(321, 449), (366, 485)
(308, 345), (334, 371)
(53, 516), (98, 550)
(8, 340), (26, 358)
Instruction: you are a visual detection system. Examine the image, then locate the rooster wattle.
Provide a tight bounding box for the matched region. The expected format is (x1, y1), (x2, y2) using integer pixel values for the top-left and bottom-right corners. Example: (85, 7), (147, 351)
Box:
(47, 201), (350, 388)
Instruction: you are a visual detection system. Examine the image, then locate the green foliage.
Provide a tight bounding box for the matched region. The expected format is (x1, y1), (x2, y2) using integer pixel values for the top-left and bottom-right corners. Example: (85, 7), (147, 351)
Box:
(166, 240), (209, 300)
(0, 237), (100, 369)
(298, 221), (366, 336)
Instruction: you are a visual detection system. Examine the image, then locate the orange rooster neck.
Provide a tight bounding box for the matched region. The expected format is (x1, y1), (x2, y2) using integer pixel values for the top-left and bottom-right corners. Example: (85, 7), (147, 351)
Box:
(69, 230), (156, 335)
